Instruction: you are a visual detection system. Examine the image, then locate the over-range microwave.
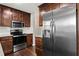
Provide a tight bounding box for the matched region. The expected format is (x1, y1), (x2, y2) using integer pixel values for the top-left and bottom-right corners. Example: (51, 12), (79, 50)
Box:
(12, 21), (24, 28)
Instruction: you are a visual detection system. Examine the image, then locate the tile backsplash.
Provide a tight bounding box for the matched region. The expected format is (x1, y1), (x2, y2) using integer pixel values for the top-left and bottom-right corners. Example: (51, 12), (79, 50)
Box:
(23, 27), (33, 34)
(35, 27), (43, 37)
(0, 27), (33, 37)
(0, 27), (11, 36)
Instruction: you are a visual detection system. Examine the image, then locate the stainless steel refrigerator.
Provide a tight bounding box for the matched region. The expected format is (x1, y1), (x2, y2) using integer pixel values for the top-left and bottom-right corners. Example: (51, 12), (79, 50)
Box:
(42, 4), (76, 56)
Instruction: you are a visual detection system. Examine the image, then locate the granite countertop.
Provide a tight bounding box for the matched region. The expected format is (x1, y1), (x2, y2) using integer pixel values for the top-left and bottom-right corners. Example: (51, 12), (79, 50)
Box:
(0, 34), (13, 37)
(0, 33), (33, 37)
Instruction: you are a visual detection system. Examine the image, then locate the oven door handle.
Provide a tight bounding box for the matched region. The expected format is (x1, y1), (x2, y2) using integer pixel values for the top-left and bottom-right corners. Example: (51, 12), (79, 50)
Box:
(13, 35), (26, 37)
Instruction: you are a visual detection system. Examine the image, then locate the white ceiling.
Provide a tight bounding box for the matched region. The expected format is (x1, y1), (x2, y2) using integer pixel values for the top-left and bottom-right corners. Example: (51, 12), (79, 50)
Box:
(1, 3), (43, 13)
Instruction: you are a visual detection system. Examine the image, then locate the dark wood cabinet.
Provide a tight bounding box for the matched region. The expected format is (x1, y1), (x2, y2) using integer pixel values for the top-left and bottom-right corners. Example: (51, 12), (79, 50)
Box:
(0, 5), (2, 26)
(49, 3), (60, 10)
(18, 11), (24, 22)
(12, 9), (30, 27)
(2, 6), (12, 27)
(39, 4), (48, 26)
(39, 3), (60, 26)
(35, 37), (43, 49)
(35, 37), (43, 56)
(23, 12), (30, 27)
(12, 9), (19, 21)
(0, 4), (31, 27)
(39, 3), (49, 12)
(0, 36), (13, 55)
(12, 9), (24, 22)
(36, 48), (43, 56)
(26, 34), (33, 47)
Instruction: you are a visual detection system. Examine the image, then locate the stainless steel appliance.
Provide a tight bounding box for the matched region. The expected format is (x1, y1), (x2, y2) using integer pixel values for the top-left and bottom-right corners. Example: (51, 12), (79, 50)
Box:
(43, 4), (76, 56)
(12, 21), (24, 28)
(11, 29), (27, 52)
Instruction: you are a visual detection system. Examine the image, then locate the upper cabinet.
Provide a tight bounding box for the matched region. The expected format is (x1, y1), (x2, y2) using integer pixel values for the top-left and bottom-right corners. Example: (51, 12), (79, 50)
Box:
(12, 9), (19, 21)
(39, 3), (49, 12)
(23, 12), (30, 27)
(12, 9), (24, 22)
(0, 5), (2, 26)
(0, 5), (31, 27)
(48, 3), (60, 10)
(18, 11), (24, 22)
(2, 6), (12, 27)
(38, 3), (60, 26)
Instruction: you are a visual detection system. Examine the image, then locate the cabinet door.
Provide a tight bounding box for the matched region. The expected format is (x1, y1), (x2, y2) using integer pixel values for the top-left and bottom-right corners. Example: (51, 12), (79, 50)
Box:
(18, 11), (23, 22)
(49, 3), (60, 10)
(39, 3), (49, 12)
(2, 7), (12, 27)
(12, 9), (19, 21)
(39, 3), (49, 26)
(0, 5), (2, 26)
(23, 13), (30, 27)
(1, 37), (13, 55)
(27, 34), (33, 47)
(35, 37), (42, 49)
(36, 48), (43, 56)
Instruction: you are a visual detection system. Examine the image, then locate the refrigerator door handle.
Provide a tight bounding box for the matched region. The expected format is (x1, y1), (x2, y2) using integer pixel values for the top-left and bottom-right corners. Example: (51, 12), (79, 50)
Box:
(50, 20), (56, 35)
(53, 23), (56, 34)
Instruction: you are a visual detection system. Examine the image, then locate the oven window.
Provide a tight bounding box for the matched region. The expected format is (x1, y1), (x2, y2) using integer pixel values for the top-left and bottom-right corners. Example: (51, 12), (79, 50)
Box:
(13, 36), (26, 45)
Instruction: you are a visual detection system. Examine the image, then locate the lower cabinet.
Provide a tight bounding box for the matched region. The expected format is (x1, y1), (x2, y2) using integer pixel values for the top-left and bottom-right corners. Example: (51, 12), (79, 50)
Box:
(36, 48), (43, 56)
(0, 36), (13, 55)
(35, 37), (43, 49)
(35, 37), (43, 56)
(26, 34), (33, 47)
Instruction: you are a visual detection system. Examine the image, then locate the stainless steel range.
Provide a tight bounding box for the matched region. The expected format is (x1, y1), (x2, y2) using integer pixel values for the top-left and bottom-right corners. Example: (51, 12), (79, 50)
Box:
(11, 29), (27, 52)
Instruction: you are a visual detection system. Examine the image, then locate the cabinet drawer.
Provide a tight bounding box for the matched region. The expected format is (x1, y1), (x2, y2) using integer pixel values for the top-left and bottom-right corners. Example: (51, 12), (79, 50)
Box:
(0, 36), (13, 55)
(26, 34), (33, 47)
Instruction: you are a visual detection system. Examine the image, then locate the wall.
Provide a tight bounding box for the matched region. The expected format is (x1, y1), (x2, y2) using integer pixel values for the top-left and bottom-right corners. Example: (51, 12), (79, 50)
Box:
(34, 7), (43, 37)
(0, 27), (11, 37)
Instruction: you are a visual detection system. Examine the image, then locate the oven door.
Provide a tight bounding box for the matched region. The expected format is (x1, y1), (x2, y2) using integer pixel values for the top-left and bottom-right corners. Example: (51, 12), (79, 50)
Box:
(13, 35), (26, 45)
(13, 35), (26, 52)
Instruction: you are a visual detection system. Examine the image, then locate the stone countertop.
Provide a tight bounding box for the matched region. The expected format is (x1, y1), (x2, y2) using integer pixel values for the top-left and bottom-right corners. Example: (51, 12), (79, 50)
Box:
(0, 34), (13, 37)
(0, 33), (33, 37)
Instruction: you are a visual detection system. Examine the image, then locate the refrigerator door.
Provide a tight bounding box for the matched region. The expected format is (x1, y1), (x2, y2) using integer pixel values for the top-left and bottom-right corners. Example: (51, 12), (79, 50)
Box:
(42, 13), (54, 55)
(53, 5), (76, 56)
